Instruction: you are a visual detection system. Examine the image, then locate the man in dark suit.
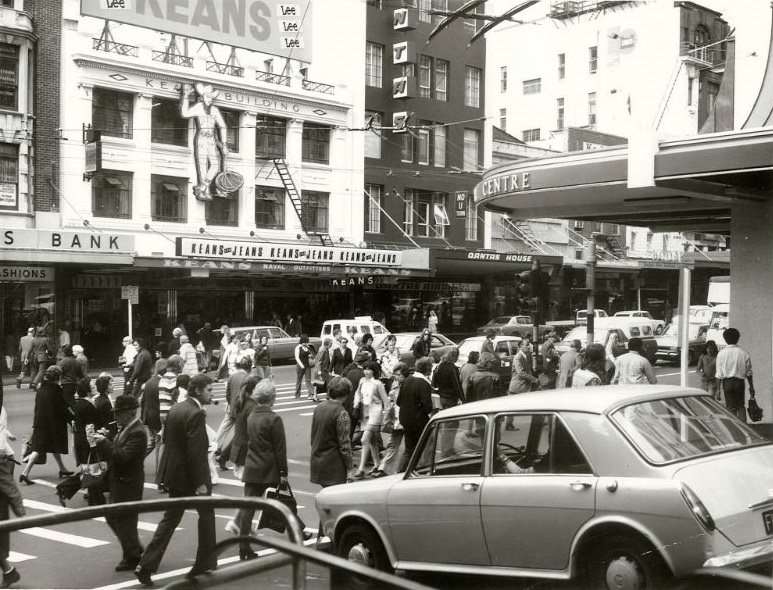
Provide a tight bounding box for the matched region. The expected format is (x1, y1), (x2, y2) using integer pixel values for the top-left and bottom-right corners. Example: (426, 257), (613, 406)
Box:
(93, 395), (148, 572)
(135, 374), (216, 586)
(330, 337), (353, 377)
(397, 356), (435, 472)
(140, 359), (167, 457)
(127, 338), (153, 398)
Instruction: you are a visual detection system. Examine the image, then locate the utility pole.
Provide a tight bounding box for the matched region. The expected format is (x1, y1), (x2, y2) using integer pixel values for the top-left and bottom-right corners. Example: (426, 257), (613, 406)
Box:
(585, 235), (597, 347)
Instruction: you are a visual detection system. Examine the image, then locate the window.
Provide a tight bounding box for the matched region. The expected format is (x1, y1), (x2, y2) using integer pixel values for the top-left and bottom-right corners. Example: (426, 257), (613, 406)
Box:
(523, 128), (540, 142)
(419, 55), (432, 98)
(400, 132), (414, 163)
(151, 175), (187, 222)
(493, 414), (592, 475)
(92, 171), (132, 219)
(464, 66), (481, 107)
(255, 115), (286, 160)
(463, 128), (480, 171)
(556, 97), (565, 131)
(0, 0), (13, 7)
(365, 42), (383, 87)
(403, 189), (449, 238)
(558, 53), (565, 79)
(434, 59), (448, 101)
(0, 43), (18, 110)
(205, 194), (238, 226)
(463, 4), (480, 34)
(302, 123), (330, 164)
(219, 109), (240, 153)
(522, 78), (541, 95)
(589, 45), (598, 74)
(301, 191), (329, 232)
(431, 0), (447, 24)
(465, 194), (478, 240)
(592, 221), (602, 232)
(573, 220), (584, 230)
(0, 143), (18, 209)
(500, 66), (508, 92)
(687, 76), (694, 106)
(433, 194), (449, 238)
(364, 111), (382, 159)
(418, 0), (431, 21)
(499, 108), (507, 131)
(588, 92), (597, 127)
(609, 224), (619, 234)
(151, 98), (188, 146)
(255, 185), (285, 229)
(92, 88), (133, 139)
(417, 124), (430, 165)
(433, 126), (446, 167)
(412, 417), (486, 476)
(365, 184), (382, 233)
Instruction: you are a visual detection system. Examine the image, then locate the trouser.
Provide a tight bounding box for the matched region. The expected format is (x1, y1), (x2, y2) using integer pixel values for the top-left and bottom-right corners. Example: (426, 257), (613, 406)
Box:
(295, 366), (312, 398)
(131, 379), (148, 399)
(61, 383), (77, 408)
(0, 461), (14, 561)
(139, 487), (216, 573)
(215, 412), (235, 461)
(16, 361), (30, 386)
(237, 482), (272, 553)
(106, 500), (143, 564)
(722, 377), (746, 421)
(378, 430), (404, 474)
(145, 427), (161, 457)
(397, 425), (424, 472)
(31, 361), (47, 389)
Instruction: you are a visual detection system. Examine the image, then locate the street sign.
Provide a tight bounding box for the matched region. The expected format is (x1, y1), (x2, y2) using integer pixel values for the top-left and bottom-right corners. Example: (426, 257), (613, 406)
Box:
(121, 285), (138, 305)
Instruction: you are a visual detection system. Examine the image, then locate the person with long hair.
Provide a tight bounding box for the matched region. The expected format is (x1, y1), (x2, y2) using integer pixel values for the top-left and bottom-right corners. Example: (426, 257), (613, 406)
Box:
(412, 329), (432, 360)
(374, 362), (410, 477)
(572, 344), (608, 387)
(460, 350), (479, 401)
(697, 340), (719, 401)
(19, 366), (74, 484)
(352, 361), (389, 479)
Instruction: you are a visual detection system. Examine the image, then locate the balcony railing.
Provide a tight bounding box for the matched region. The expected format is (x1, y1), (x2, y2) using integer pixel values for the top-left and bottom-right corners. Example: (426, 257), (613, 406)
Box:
(302, 79), (335, 95)
(151, 51), (193, 68)
(92, 38), (138, 57)
(256, 70), (290, 86)
(680, 42), (724, 66)
(206, 61), (244, 78)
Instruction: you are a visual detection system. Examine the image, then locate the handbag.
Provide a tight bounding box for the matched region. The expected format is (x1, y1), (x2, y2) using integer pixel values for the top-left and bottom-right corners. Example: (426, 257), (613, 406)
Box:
(381, 403), (396, 434)
(80, 449), (108, 489)
(747, 395), (764, 422)
(259, 483), (302, 534)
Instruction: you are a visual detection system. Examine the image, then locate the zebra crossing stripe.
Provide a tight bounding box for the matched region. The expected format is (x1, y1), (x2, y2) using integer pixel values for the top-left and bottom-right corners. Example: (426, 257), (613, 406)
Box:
(8, 551), (35, 563)
(22, 527), (109, 547)
(23, 499), (179, 533)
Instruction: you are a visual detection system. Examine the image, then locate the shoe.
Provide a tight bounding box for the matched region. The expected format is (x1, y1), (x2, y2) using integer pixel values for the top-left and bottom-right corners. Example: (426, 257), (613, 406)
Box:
(302, 530), (314, 541)
(185, 565), (215, 579)
(134, 566), (153, 586)
(224, 519), (240, 536)
(372, 470), (387, 478)
(239, 551), (258, 561)
(115, 559), (139, 572)
(15, 379), (21, 389)
(59, 470), (75, 478)
(353, 471), (365, 479)
(217, 458), (228, 471)
(2, 566), (20, 587)
(18, 474), (34, 485)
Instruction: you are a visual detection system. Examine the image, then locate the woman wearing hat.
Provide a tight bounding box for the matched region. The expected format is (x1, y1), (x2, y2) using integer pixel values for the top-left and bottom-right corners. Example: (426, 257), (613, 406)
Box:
(19, 365), (75, 484)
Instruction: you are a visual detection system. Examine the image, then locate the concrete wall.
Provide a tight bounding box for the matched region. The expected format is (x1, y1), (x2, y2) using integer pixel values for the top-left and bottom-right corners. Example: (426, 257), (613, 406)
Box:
(731, 199), (773, 423)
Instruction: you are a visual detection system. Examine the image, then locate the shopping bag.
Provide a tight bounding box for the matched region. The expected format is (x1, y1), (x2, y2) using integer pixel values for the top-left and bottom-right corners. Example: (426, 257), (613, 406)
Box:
(80, 450), (108, 489)
(747, 396), (764, 422)
(259, 483), (302, 534)
(55, 473), (82, 506)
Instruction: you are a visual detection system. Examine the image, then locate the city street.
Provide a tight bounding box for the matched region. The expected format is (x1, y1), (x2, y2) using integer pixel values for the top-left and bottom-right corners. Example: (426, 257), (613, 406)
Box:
(0, 361), (706, 589)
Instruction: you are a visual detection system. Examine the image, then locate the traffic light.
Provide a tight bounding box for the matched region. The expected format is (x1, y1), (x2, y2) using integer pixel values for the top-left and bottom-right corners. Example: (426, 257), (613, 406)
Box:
(515, 271), (531, 314)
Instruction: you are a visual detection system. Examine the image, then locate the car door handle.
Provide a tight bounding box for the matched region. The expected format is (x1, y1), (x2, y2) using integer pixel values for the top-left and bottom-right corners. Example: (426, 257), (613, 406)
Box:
(461, 482), (479, 492)
(569, 480), (592, 490)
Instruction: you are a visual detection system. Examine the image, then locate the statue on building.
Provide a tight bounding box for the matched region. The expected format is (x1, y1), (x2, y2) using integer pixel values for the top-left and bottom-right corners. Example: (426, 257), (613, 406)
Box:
(180, 83), (242, 201)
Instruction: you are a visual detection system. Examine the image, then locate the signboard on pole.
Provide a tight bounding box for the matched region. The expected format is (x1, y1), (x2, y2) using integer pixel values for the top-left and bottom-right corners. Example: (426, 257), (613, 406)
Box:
(121, 285), (138, 305)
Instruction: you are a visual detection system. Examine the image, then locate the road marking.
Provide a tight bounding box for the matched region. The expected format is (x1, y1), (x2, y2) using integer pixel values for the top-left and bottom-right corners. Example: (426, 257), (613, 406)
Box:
(658, 370), (697, 377)
(8, 551), (35, 563)
(299, 412), (314, 416)
(23, 499), (174, 533)
(22, 527), (109, 547)
(274, 404), (317, 413)
(91, 538), (319, 590)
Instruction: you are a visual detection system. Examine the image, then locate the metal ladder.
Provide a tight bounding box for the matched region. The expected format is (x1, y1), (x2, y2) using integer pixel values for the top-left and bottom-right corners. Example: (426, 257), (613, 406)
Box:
(273, 159), (333, 246)
(502, 216), (563, 256)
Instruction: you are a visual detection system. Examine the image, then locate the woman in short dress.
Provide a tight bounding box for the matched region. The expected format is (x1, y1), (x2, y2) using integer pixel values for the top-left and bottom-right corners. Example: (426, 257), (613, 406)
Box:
(353, 361), (389, 479)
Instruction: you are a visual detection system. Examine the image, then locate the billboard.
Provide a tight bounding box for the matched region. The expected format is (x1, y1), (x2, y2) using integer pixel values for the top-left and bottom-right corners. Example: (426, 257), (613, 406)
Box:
(80, 0), (312, 61)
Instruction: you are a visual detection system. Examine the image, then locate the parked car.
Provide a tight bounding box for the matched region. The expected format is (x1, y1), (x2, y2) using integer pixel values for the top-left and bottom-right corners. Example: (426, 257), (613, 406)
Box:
(555, 318), (658, 363)
(212, 326), (321, 364)
(316, 386), (773, 589)
(614, 310), (665, 334)
(477, 315), (552, 339)
(457, 335), (521, 390)
(655, 323), (709, 365)
(320, 316), (389, 344)
(575, 309), (609, 323)
(374, 332), (456, 368)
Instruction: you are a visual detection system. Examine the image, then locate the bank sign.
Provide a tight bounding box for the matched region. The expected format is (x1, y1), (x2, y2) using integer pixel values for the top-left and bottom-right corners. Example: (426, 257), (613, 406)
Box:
(80, 0), (312, 61)
(2, 229), (135, 252)
(177, 238), (402, 267)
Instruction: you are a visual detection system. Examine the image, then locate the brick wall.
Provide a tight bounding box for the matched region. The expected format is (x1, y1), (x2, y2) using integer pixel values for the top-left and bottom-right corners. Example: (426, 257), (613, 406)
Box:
(26, 0), (62, 212)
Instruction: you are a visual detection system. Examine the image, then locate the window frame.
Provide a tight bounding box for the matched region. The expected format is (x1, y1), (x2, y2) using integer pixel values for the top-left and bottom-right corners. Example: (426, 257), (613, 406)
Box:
(219, 108), (241, 153)
(254, 185), (285, 230)
(418, 55), (432, 98)
(205, 193), (239, 226)
(92, 87), (134, 140)
(588, 92), (597, 127)
(499, 108), (507, 131)
(255, 115), (287, 160)
(400, 132), (414, 163)
(150, 174), (187, 223)
(589, 45), (598, 74)
(434, 59), (449, 101)
(301, 190), (329, 233)
(0, 142), (18, 210)
(500, 65), (508, 92)
(433, 125), (446, 167)
(92, 170), (133, 219)
(522, 78), (542, 95)
(465, 194), (478, 241)
(0, 43), (19, 111)
(464, 66), (481, 108)
(151, 97), (188, 147)
(364, 111), (382, 159)
(365, 42), (384, 88)
(463, 128), (480, 172)
(365, 183), (382, 234)
(301, 123), (331, 165)
(523, 128), (540, 142)
(557, 53), (566, 80)
(556, 97), (565, 131)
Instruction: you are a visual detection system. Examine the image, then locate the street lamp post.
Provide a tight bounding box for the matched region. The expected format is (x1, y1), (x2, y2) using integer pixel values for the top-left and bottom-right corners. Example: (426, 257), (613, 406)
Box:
(585, 235), (597, 347)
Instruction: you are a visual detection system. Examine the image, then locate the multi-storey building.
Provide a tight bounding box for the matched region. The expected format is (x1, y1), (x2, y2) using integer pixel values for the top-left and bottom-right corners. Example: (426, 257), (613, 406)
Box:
(1, 0), (394, 364)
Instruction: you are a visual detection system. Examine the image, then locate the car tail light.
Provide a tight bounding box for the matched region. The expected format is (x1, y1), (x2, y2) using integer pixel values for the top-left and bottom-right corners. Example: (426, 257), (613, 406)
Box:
(679, 483), (716, 532)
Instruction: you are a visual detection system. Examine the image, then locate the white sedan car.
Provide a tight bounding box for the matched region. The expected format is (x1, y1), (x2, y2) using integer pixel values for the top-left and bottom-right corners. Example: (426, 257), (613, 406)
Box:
(614, 310), (665, 334)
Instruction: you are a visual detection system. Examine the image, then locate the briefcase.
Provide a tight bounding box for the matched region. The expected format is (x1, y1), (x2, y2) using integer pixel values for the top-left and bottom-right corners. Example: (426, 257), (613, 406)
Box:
(259, 483), (302, 534)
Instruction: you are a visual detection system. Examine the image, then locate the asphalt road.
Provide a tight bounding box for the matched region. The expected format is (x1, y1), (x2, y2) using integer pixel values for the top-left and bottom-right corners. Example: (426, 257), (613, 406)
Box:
(0, 361), (705, 589)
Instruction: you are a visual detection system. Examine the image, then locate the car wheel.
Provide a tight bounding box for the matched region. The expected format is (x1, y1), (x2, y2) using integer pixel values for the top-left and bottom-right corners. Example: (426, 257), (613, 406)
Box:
(334, 523), (394, 590)
(655, 325), (664, 335)
(582, 534), (672, 590)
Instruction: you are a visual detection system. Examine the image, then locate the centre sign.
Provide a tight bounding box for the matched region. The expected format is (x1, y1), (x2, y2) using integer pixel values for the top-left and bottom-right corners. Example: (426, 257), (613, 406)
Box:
(80, 0), (312, 61)
(474, 171), (532, 200)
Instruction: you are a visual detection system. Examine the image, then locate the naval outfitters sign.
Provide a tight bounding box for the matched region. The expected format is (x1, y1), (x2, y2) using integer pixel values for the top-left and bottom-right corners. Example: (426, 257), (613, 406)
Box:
(176, 238), (402, 266)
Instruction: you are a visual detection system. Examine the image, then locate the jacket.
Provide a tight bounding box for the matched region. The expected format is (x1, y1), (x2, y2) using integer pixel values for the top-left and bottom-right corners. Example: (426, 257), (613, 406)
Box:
(432, 360), (464, 404)
(140, 375), (162, 431)
(242, 406), (288, 485)
(310, 400), (350, 486)
(397, 375), (433, 432)
(331, 347), (353, 376)
(158, 398), (211, 492)
(129, 348), (153, 385)
(229, 397), (256, 468)
(99, 418), (147, 502)
(509, 350), (539, 394)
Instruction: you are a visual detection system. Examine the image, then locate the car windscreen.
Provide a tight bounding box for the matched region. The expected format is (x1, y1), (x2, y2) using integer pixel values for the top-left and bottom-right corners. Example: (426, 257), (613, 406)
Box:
(459, 340), (482, 357)
(611, 396), (767, 465)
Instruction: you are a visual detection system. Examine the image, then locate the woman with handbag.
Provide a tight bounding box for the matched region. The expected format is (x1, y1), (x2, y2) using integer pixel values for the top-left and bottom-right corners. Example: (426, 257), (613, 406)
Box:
(294, 334), (314, 400)
(352, 361), (389, 479)
(72, 377), (106, 505)
(19, 365), (75, 484)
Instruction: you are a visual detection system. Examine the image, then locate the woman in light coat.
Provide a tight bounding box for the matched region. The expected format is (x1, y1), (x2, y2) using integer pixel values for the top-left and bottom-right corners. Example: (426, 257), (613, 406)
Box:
(353, 361), (389, 479)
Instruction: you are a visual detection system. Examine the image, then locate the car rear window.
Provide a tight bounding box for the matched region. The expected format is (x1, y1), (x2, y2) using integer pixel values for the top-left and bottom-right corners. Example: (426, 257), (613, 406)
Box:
(611, 396), (767, 465)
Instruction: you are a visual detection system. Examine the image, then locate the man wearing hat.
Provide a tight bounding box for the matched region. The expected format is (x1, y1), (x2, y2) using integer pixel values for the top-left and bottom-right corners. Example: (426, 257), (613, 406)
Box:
(92, 395), (147, 572)
(16, 327), (35, 389)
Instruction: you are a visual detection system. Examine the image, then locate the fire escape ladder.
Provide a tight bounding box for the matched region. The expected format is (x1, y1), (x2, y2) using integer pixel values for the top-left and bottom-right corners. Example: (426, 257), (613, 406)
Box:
(502, 217), (562, 257)
(604, 234), (626, 258)
(565, 226), (621, 262)
(272, 159), (332, 246)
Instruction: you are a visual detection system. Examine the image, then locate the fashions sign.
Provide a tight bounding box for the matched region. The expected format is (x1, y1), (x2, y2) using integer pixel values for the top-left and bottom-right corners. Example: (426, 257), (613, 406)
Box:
(176, 238), (402, 266)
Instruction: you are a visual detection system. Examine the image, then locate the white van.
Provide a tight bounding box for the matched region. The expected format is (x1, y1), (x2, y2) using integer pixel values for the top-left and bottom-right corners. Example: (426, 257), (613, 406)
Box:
(706, 303), (729, 349)
(320, 316), (390, 344)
